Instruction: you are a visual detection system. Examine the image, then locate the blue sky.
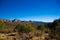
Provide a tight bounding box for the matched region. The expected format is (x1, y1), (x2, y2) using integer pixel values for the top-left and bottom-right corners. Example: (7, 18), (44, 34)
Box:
(0, 0), (60, 22)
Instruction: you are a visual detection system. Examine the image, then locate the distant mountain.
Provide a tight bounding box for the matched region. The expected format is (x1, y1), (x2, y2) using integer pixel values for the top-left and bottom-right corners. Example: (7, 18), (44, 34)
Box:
(12, 19), (21, 23)
(31, 21), (50, 24)
(0, 18), (51, 25)
(21, 21), (51, 26)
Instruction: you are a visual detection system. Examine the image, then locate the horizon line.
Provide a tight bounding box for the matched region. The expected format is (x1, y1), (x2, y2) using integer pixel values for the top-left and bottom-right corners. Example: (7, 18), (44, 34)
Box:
(0, 18), (59, 22)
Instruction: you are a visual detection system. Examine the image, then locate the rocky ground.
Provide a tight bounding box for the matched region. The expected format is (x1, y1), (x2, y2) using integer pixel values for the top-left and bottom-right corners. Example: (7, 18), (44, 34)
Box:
(0, 31), (49, 40)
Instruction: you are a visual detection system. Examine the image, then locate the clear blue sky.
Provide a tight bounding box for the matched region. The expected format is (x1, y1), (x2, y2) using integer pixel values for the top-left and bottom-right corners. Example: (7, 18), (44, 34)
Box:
(0, 0), (60, 22)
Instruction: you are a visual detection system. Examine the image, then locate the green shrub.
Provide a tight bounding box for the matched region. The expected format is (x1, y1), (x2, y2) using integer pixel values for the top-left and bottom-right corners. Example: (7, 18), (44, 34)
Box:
(15, 23), (35, 32)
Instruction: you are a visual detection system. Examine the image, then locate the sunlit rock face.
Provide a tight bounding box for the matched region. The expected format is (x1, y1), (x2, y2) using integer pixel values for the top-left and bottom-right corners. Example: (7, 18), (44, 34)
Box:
(0, 18), (12, 23)
(12, 19), (21, 23)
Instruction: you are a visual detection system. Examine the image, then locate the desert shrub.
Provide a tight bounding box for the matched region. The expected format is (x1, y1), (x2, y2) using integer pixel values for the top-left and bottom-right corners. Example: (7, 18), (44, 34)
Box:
(15, 23), (35, 32)
(0, 20), (8, 33)
(37, 24), (48, 31)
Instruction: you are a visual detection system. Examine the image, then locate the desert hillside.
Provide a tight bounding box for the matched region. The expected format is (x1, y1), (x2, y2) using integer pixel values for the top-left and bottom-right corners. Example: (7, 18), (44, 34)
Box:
(0, 18), (60, 40)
